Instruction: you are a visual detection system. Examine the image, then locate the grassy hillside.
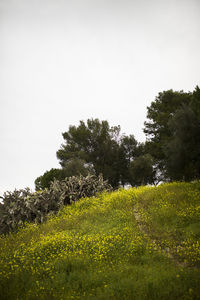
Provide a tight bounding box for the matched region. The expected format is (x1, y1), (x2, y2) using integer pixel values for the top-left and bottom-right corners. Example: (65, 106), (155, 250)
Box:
(0, 182), (200, 299)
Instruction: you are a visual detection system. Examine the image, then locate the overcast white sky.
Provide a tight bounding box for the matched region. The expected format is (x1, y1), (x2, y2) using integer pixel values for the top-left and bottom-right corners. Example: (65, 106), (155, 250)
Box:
(0, 0), (200, 193)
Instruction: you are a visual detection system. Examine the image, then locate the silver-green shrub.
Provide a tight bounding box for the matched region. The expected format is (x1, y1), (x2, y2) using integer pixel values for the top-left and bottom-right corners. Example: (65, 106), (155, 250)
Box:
(50, 174), (112, 205)
(0, 188), (61, 234)
(0, 174), (111, 234)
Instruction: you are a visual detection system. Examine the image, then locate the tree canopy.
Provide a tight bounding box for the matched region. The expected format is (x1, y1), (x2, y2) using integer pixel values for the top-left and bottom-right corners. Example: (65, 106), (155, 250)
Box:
(144, 86), (200, 182)
(56, 119), (140, 187)
(129, 154), (155, 186)
(35, 168), (64, 190)
(164, 87), (200, 181)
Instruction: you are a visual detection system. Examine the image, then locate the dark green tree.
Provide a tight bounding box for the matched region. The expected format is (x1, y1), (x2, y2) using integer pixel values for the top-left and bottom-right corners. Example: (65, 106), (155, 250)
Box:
(35, 159), (95, 191)
(56, 119), (143, 187)
(62, 158), (95, 178)
(118, 135), (145, 185)
(56, 119), (123, 187)
(129, 154), (155, 186)
(144, 89), (191, 178)
(165, 86), (200, 181)
(191, 85), (200, 120)
(35, 168), (64, 190)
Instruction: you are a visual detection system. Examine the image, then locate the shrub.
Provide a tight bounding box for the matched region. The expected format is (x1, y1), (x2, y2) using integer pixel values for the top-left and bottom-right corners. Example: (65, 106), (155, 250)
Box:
(50, 174), (112, 205)
(0, 188), (61, 234)
(0, 174), (112, 234)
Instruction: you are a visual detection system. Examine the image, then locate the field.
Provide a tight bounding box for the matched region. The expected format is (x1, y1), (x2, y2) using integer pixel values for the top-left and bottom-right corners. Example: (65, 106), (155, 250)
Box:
(0, 182), (200, 299)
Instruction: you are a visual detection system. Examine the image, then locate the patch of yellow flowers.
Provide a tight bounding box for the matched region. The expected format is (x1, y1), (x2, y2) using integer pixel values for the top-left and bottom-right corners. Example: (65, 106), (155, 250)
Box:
(133, 181), (200, 266)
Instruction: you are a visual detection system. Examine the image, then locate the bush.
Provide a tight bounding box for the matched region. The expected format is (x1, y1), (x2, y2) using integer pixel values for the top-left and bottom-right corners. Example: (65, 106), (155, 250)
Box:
(0, 188), (61, 234)
(0, 174), (112, 234)
(50, 174), (112, 205)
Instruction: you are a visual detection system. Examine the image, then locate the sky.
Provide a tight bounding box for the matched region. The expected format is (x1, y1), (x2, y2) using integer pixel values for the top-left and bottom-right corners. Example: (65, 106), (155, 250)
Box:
(0, 0), (200, 193)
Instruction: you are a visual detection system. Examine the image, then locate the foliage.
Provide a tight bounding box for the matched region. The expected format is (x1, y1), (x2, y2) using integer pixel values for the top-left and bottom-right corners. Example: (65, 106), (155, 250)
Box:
(143, 89), (191, 177)
(0, 182), (200, 299)
(62, 158), (96, 178)
(129, 154), (156, 186)
(118, 135), (142, 185)
(191, 85), (200, 120)
(56, 119), (119, 187)
(56, 118), (140, 187)
(35, 159), (96, 191)
(165, 104), (200, 180)
(0, 188), (62, 234)
(143, 87), (200, 182)
(163, 86), (200, 181)
(0, 174), (111, 234)
(35, 168), (64, 190)
(49, 174), (112, 205)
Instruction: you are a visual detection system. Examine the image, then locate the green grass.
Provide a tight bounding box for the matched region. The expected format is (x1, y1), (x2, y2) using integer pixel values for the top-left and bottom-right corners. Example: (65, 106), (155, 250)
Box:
(0, 182), (200, 299)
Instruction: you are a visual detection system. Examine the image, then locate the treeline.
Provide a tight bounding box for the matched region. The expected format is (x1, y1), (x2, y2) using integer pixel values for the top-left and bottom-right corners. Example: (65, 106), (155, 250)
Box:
(35, 86), (200, 189)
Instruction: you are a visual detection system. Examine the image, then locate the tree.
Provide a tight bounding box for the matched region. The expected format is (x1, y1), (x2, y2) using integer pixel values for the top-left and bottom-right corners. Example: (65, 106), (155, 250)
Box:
(62, 158), (95, 178)
(118, 135), (145, 185)
(35, 168), (64, 190)
(144, 89), (191, 178)
(164, 87), (200, 181)
(191, 85), (200, 120)
(129, 154), (155, 186)
(56, 119), (123, 187)
(56, 119), (142, 187)
(34, 159), (95, 191)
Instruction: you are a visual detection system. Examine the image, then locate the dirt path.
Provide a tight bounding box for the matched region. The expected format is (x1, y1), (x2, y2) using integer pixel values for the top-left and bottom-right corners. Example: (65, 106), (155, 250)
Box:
(132, 208), (188, 268)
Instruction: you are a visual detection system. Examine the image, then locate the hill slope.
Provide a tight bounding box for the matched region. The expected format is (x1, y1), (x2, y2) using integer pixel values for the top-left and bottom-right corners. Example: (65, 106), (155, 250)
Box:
(0, 182), (200, 299)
